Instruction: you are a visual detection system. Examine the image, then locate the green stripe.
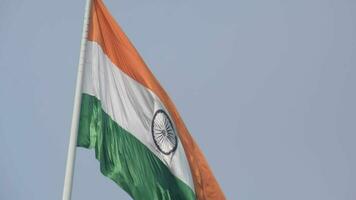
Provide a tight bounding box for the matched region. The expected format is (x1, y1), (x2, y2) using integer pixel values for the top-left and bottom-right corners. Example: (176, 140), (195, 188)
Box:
(77, 93), (196, 200)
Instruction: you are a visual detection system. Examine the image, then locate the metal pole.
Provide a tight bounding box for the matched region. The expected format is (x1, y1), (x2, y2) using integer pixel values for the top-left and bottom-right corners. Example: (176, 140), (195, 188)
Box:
(62, 0), (92, 199)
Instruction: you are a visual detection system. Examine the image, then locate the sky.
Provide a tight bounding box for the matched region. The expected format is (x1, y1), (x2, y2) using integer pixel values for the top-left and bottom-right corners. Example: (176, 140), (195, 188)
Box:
(0, 0), (355, 199)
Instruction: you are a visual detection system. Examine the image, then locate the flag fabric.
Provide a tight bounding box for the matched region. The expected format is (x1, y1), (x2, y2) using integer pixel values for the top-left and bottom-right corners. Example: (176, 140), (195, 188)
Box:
(77, 0), (225, 199)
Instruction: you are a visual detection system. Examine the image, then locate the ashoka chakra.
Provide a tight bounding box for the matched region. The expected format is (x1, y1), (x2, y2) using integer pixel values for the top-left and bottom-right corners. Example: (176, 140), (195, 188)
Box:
(151, 109), (178, 155)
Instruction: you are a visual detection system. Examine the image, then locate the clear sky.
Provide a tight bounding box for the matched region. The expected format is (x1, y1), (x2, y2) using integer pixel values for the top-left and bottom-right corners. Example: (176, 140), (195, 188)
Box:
(1, 0), (355, 199)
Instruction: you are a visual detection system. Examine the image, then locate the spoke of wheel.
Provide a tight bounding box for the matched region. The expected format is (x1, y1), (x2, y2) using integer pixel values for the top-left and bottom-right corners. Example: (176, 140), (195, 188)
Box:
(157, 115), (165, 127)
(166, 126), (173, 132)
(158, 135), (164, 144)
(163, 117), (169, 128)
(155, 133), (164, 140)
(166, 137), (174, 146)
(154, 127), (162, 131)
(155, 121), (164, 130)
(162, 138), (168, 152)
(167, 135), (176, 146)
(167, 129), (174, 136)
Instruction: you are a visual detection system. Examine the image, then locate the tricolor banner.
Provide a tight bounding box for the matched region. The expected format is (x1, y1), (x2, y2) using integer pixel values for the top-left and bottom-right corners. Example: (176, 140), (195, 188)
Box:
(76, 0), (225, 199)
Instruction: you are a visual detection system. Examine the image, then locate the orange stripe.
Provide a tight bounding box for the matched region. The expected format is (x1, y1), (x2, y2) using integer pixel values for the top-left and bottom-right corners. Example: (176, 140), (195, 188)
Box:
(87, 1), (225, 199)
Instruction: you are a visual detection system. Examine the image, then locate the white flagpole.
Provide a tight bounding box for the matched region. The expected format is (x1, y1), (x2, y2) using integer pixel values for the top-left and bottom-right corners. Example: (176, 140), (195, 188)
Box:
(62, 0), (92, 199)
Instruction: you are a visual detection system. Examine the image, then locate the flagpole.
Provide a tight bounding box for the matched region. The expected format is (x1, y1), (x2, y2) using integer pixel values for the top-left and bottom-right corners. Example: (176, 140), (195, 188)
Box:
(62, 0), (92, 199)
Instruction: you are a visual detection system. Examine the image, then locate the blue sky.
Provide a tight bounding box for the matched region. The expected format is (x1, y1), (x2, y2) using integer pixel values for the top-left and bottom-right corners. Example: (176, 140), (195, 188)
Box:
(0, 0), (355, 199)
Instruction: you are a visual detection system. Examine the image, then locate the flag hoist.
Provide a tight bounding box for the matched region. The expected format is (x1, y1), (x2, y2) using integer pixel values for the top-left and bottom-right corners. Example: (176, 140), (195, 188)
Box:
(62, 0), (225, 199)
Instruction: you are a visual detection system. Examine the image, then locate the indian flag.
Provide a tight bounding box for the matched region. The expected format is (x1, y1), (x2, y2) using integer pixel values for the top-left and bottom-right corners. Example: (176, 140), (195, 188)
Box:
(76, 0), (225, 199)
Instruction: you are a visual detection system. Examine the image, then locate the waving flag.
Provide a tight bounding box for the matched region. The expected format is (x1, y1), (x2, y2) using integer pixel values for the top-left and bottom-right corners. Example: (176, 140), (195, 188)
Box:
(76, 0), (225, 199)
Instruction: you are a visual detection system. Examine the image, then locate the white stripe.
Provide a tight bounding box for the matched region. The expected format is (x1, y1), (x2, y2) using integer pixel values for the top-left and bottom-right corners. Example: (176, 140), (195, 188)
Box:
(82, 41), (195, 191)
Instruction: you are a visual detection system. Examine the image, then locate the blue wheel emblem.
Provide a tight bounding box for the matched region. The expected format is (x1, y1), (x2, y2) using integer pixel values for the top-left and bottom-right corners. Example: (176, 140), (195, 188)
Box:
(151, 109), (178, 155)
